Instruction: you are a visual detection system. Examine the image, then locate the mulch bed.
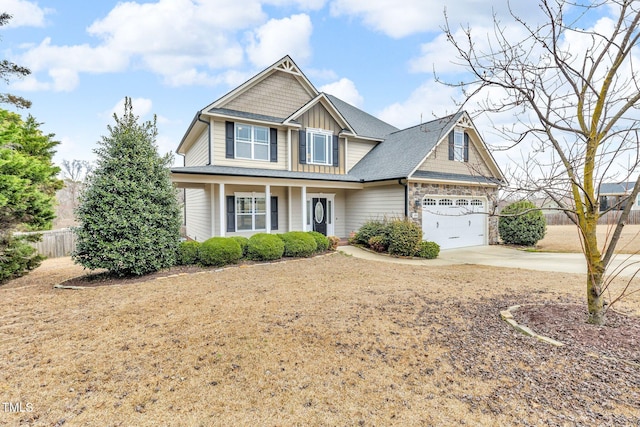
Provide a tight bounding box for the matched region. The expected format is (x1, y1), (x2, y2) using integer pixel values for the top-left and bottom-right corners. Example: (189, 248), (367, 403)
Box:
(513, 303), (640, 364)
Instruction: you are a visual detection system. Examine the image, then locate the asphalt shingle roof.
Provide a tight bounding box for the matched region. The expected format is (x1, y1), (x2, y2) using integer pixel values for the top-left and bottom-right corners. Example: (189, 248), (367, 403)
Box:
(348, 112), (464, 181)
(599, 182), (635, 195)
(324, 94), (398, 139)
(171, 165), (362, 182)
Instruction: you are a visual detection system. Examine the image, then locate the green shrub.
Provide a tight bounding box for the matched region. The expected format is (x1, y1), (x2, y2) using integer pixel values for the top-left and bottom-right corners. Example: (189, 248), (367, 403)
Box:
(368, 235), (387, 252)
(198, 237), (242, 267)
(177, 240), (200, 265)
(387, 219), (423, 256)
(279, 231), (317, 257)
(415, 241), (440, 259)
(327, 235), (340, 251)
(307, 231), (330, 252)
(0, 235), (44, 284)
(230, 236), (249, 257)
(354, 220), (389, 247)
(499, 200), (546, 246)
(247, 233), (285, 261)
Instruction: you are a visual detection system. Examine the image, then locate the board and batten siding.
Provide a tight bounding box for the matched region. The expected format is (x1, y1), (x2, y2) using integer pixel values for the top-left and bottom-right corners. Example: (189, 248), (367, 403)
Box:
(223, 71), (313, 119)
(184, 129), (209, 167)
(347, 139), (377, 171)
(292, 103), (346, 174)
(418, 134), (494, 177)
(185, 188), (211, 242)
(212, 120), (288, 170)
(345, 185), (405, 235)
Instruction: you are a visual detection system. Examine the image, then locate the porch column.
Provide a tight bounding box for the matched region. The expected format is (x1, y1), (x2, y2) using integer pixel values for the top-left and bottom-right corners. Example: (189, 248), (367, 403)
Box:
(288, 187), (292, 232)
(209, 183), (216, 238)
(265, 184), (271, 233)
(219, 182), (225, 237)
(301, 185), (307, 231)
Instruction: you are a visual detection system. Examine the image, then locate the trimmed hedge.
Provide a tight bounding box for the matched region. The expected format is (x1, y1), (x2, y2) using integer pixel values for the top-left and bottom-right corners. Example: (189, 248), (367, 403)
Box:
(307, 231), (330, 252)
(415, 241), (440, 259)
(499, 200), (546, 246)
(230, 236), (249, 257)
(177, 240), (200, 265)
(279, 231), (317, 257)
(198, 237), (242, 267)
(387, 219), (423, 256)
(247, 233), (285, 261)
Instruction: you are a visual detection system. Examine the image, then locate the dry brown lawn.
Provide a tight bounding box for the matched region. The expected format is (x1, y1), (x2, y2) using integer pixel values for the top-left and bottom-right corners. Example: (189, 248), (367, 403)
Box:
(537, 224), (640, 254)
(1, 254), (639, 426)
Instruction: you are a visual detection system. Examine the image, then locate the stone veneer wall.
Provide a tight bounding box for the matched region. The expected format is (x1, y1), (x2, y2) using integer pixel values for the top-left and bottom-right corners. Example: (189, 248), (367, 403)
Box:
(407, 182), (500, 244)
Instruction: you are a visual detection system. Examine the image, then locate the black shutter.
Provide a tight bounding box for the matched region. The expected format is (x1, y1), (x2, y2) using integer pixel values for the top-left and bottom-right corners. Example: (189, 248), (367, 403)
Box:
(332, 135), (339, 167)
(464, 133), (470, 162)
(226, 195), (235, 232)
(270, 128), (277, 162)
(448, 131), (454, 161)
(225, 121), (234, 159)
(270, 196), (278, 230)
(299, 129), (306, 164)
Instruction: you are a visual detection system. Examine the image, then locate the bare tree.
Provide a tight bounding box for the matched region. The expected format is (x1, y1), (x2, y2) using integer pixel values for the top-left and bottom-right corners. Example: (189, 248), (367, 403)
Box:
(442, 0), (640, 325)
(54, 160), (94, 228)
(0, 13), (31, 109)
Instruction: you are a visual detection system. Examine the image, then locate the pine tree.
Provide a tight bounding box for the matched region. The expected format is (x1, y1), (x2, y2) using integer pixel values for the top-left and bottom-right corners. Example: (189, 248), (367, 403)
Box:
(73, 98), (181, 276)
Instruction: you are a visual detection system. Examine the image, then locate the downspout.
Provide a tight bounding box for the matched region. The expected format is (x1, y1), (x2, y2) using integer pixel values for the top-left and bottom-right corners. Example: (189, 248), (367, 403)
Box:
(196, 112), (211, 165)
(399, 178), (408, 218)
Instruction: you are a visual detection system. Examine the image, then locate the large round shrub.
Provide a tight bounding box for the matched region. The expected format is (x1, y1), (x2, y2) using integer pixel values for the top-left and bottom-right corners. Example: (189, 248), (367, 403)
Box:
(230, 236), (249, 257)
(354, 220), (389, 247)
(387, 219), (423, 256)
(415, 241), (440, 259)
(307, 231), (330, 252)
(177, 240), (200, 265)
(198, 237), (242, 266)
(499, 200), (546, 246)
(247, 233), (285, 261)
(279, 231), (317, 257)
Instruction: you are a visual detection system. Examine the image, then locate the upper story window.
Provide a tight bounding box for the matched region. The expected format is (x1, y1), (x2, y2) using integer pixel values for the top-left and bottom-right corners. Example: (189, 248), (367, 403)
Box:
(449, 127), (469, 163)
(306, 129), (333, 166)
(235, 123), (269, 161)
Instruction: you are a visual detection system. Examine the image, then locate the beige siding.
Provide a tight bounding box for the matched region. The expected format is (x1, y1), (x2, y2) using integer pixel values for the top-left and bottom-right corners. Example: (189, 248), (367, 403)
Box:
(290, 187), (303, 232)
(212, 120), (288, 170)
(185, 188), (211, 241)
(292, 103), (346, 174)
(184, 129), (208, 167)
(223, 71), (313, 118)
(418, 135), (493, 177)
(347, 139), (377, 171)
(333, 190), (347, 237)
(345, 185), (405, 234)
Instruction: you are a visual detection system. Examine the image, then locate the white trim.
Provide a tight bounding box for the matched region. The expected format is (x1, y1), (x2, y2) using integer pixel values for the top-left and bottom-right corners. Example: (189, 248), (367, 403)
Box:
(409, 177), (500, 187)
(301, 186), (307, 231)
(172, 173), (364, 190)
(234, 122), (270, 162)
(287, 128), (292, 172)
(210, 183), (215, 238)
(282, 93), (355, 134)
(288, 187), (293, 232)
(265, 185), (271, 233)
(234, 192), (267, 232)
(421, 194), (489, 247)
(209, 119), (214, 164)
(306, 128), (334, 166)
(345, 136), (349, 171)
(219, 183), (225, 237)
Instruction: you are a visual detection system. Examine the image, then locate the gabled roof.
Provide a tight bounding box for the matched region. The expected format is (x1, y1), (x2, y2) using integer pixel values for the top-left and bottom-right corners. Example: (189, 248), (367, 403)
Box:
(600, 182), (635, 195)
(324, 94), (398, 140)
(349, 112), (464, 181)
(283, 93), (354, 133)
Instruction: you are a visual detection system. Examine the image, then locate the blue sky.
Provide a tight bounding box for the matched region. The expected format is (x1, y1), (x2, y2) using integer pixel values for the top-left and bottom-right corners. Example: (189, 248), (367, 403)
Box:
(0, 0), (608, 174)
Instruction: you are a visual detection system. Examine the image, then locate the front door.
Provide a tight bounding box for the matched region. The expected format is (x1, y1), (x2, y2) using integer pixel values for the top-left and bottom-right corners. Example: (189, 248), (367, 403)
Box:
(312, 197), (327, 235)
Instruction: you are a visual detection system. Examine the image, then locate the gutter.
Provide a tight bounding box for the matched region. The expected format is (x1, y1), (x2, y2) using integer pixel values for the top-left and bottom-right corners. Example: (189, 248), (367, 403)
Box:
(398, 178), (408, 217)
(196, 113), (211, 165)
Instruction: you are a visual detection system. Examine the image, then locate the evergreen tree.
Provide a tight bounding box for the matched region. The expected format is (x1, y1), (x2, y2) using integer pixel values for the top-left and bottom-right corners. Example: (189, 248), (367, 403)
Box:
(0, 109), (62, 283)
(73, 98), (181, 276)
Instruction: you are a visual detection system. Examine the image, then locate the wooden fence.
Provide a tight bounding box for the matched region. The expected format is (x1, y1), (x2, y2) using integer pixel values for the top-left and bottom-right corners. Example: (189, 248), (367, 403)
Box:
(14, 228), (76, 258)
(544, 210), (640, 226)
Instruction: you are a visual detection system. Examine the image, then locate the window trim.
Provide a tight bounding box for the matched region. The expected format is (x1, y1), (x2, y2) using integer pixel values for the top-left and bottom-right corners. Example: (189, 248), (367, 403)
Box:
(234, 192), (267, 232)
(453, 128), (465, 162)
(306, 128), (333, 166)
(235, 123), (270, 161)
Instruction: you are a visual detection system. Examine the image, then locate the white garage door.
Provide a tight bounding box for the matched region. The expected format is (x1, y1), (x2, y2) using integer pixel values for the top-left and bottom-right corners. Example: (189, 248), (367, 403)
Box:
(422, 197), (486, 250)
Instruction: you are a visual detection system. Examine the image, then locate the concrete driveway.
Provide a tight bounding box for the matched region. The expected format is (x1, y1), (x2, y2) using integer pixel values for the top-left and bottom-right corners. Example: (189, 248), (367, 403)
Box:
(339, 245), (640, 278)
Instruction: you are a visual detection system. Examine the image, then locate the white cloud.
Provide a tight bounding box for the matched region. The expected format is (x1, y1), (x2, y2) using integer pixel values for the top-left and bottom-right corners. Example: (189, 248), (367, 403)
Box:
(2, 0), (52, 27)
(330, 0), (543, 38)
(319, 78), (363, 107)
(246, 14), (313, 68)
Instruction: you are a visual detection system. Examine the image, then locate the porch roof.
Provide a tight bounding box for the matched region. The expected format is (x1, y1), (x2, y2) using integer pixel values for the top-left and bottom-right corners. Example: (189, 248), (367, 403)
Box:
(171, 165), (363, 182)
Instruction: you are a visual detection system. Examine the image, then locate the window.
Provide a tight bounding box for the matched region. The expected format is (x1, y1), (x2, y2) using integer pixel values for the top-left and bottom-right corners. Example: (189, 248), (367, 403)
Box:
(439, 199), (453, 206)
(456, 199), (469, 206)
(637, 194), (640, 207)
(471, 199), (483, 207)
(423, 198), (436, 207)
(453, 129), (465, 162)
(235, 123), (269, 161)
(235, 193), (266, 231)
(306, 129), (333, 165)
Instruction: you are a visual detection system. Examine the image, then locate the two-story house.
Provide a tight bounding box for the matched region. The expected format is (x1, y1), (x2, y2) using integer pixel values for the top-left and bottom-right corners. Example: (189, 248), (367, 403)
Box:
(170, 56), (505, 250)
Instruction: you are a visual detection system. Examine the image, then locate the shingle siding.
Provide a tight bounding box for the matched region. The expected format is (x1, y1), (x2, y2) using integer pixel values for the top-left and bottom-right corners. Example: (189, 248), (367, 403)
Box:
(418, 133), (492, 176)
(224, 71), (313, 119)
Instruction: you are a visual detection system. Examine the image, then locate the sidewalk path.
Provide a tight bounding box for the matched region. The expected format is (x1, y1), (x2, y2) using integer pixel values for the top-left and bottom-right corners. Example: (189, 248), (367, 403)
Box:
(339, 245), (640, 278)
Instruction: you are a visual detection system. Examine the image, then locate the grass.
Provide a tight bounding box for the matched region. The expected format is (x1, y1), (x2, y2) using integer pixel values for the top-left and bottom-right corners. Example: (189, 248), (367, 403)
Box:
(1, 253), (639, 425)
(536, 224), (640, 254)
